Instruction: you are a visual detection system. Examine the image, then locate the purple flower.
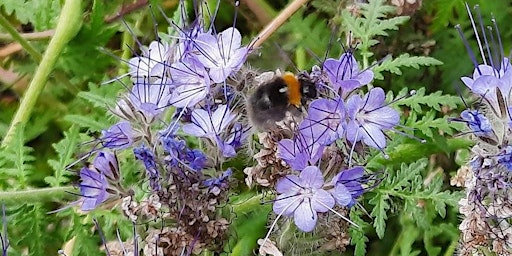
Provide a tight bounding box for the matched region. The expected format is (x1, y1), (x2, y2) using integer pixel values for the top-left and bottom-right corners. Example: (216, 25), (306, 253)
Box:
(194, 27), (248, 83)
(93, 151), (119, 181)
(185, 149), (208, 171)
(134, 145), (160, 191)
(345, 87), (399, 149)
(128, 78), (172, 118)
(460, 109), (493, 137)
(161, 135), (207, 171)
(182, 105), (237, 157)
(203, 168), (232, 195)
(224, 122), (250, 150)
(273, 166), (335, 232)
(129, 40), (171, 81)
(497, 146), (512, 171)
(299, 97), (345, 145)
(462, 58), (512, 91)
(175, 21), (203, 60)
(329, 166), (365, 207)
(461, 58), (512, 115)
(169, 58), (211, 108)
(78, 166), (111, 211)
(277, 132), (324, 171)
(101, 121), (135, 150)
(323, 52), (374, 97)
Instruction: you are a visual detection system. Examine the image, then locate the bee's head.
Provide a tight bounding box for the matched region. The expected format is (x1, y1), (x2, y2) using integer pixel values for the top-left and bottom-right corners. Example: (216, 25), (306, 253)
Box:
(298, 73), (317, 100)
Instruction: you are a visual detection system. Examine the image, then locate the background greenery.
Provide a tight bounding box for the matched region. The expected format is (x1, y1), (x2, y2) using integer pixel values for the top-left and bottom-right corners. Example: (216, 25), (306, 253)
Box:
(0, 0), (510, 255)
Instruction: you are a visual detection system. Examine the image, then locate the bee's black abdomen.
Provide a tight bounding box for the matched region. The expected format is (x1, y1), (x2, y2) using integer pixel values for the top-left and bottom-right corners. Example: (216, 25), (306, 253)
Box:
(248, 77), (290, 129)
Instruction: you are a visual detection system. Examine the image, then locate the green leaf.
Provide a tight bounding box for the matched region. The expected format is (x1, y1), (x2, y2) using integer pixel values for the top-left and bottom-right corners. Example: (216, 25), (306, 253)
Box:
(1, 0), (61, 30)
(64, 114), (109, 131)
(374, 54), (443, 80)
(349, 210), (370, 256)
(58, 0), (118, 81)
(70, 213), (102, 255)
(369, 192), (390, 239)
(77, 83), (119, 109)
(0, 124), (34, 190)
(341, 0), (409, 60)
(396, 87), (462, 113)
(46, 125), (80, 186)
(10, 204), (62, 255)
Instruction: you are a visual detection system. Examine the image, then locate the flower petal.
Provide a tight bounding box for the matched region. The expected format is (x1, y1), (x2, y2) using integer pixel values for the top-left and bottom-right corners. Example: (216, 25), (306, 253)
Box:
(294, 199), (317, 232)
(312, 189), (334, 212)
(300, 166), (324, 189)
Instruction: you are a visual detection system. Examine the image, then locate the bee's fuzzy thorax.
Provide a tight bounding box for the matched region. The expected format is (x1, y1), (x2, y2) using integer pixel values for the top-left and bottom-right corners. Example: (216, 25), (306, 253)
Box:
(282, 72), (301, 107)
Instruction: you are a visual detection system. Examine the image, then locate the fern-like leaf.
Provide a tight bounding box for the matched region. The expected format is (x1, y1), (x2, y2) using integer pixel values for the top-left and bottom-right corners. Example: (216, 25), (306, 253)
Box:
(341, 0), (409, 59)
(46, 125), (80, 187)
(349, 209), (370, 256)
(394, 87), (462, 113)
(0, 124), (34, 190)
(373, 54), (443, 80)
(370, 159), (461, 240)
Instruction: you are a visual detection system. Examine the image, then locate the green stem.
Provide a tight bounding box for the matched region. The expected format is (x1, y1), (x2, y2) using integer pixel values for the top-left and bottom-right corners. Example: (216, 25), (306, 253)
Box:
(444, 240), (458, 256)
(1, 0), (82, 147)
(388, 228), (403, 256)
(0, 14), (43, 62)
(0, 186), (75, 204)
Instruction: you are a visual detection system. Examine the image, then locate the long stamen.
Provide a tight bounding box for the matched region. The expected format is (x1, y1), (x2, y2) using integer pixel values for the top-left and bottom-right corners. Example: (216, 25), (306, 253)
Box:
(316, 200), (360, 227)
(474, 5), (493, 70)
(260, 197), (302, 252)
(455, 25), (481, 74)
(492, 16), (506, 69)
(466, 3), (486, 65)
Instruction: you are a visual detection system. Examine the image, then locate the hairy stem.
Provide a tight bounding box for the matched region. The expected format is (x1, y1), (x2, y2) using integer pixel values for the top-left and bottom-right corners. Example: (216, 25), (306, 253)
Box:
(0, 186), (75, 204)
(2, 0), (83, 147)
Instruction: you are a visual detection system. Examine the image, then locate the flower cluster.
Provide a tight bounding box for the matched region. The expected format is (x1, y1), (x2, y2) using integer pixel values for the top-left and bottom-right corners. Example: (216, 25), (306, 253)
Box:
(453, 4), (512, 255)
(73, 3), (254, 254)
(247, 50), (400, 253)
(71, 2), (403, 255)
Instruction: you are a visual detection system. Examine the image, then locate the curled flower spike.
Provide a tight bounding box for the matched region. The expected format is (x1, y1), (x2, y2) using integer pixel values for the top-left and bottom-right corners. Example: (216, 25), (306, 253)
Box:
(194, 27), (249, 83)
(346, 87), (399, 150)
(456, 5), (512, 254)
(134, 145), (161, 191)
(323, 52), (374, 97)
(273, 166), (335, 232)
(101, 121), (135, 150)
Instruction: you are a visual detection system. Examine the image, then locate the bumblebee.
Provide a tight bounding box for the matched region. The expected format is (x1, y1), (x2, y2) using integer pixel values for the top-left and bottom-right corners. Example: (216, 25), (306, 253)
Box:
(247, 71), (317, 130)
